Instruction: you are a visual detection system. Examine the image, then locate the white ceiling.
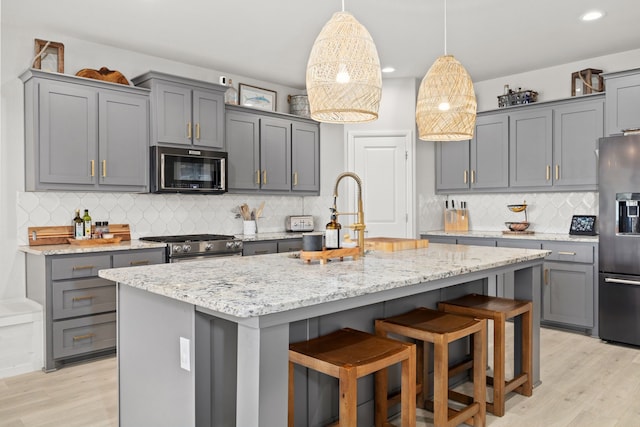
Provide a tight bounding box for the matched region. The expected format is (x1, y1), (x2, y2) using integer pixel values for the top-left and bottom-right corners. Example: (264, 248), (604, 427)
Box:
(4, 0), (640, 89)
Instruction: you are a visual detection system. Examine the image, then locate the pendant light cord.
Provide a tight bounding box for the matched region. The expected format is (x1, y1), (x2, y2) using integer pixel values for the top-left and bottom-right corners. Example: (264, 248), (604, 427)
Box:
(342, 0), (345, 12)
(443, 0), (447, 55)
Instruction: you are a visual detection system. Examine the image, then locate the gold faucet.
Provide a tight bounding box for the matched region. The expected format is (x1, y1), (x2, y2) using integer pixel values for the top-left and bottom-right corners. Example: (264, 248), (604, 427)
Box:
(332, 172), (366, 256)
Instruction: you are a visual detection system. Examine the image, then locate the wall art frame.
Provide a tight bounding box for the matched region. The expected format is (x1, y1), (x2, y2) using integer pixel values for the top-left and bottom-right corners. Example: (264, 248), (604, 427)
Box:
(33, 39), (65, 73)
(239, 83), (277, 111)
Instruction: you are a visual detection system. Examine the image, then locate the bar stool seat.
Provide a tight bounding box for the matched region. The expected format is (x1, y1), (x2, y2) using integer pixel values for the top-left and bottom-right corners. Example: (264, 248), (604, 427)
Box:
(438, 294), (533, 417)
(288, 327), (416, 427)
(375, 307), (486, 427)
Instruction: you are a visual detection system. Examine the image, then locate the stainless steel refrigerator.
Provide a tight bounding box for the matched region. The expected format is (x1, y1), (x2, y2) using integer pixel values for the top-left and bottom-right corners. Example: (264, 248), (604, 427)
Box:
(599, 134), (640, 346)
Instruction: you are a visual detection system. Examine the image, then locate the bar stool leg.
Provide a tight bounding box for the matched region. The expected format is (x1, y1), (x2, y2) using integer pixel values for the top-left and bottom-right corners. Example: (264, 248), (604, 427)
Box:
(493, 313), (506, 417)
(400, 345), (417, 427)
(288, 360), (295, 427)
(433, 334), (448, 427)
(473, 322), (487, 427)
(374, 364), (389, 427)
(339, 366), (358, 426)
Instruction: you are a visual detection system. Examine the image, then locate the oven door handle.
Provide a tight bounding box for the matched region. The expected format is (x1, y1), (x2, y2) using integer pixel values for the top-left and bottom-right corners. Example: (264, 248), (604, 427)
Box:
(604, 277), (640, 286)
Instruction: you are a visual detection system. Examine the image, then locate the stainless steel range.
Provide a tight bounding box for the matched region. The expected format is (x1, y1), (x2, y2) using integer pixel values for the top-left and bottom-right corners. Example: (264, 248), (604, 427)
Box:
(140, 234), (242, 262)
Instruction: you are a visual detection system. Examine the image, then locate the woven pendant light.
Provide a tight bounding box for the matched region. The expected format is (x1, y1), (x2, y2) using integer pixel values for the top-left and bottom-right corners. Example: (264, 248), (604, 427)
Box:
(416, 0), (477, 141)
(306, 8), (382, 123)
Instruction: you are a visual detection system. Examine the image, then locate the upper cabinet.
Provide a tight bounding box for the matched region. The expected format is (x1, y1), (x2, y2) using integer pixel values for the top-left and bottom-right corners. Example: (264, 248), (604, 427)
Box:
(435, 94), (603, 194)
(604, 68), (640, 136)
(225, 105), (320, 195)
(21, 69), (149, 192)
(132, 71), (226, 150)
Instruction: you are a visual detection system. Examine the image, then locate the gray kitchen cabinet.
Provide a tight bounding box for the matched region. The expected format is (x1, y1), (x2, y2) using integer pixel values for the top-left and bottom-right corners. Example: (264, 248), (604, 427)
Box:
(604, 68), (640, 136)
(226, 105), (320, 195)
(242, 238), (303, 256)
(435, 113), (508, 193)
(457, 237), (497, 247)
(552, 97), (603, 189)
(21, 69), (149, 192)
(132, 71), (226, 149)
(292, 122), (320, 193)
(509, 108), (553, 188)
(26, 247), (166, 371)
(420, 235), (457, 245)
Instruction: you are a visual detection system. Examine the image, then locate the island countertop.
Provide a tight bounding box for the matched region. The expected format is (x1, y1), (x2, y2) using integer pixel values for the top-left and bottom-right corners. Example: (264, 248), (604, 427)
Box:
(99, 243), (549, 319)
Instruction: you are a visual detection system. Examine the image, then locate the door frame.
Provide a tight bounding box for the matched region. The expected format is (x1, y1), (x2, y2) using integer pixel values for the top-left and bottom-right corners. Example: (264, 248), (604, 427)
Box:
(346, 129), (416, 238)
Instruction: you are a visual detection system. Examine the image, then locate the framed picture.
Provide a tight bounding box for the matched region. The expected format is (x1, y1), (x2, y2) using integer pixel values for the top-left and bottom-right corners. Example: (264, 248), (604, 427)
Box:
(33, 39), (65, 73)
(239, 83), (277, 111)
(569, 215), (597, 236)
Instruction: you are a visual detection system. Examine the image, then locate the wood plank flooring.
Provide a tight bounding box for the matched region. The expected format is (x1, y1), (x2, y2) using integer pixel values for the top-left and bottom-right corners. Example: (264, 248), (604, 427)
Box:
(1, 327), (639, 426)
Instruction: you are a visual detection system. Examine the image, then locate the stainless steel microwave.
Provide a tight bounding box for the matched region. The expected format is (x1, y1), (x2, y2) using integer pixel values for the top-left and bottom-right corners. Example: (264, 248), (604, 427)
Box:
(150, 146), (227, 194)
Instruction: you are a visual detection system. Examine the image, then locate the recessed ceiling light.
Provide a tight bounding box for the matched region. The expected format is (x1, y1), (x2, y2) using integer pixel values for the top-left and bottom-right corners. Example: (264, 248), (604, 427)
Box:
(382, 67), (395, 73)
(581, 10), (604, 21)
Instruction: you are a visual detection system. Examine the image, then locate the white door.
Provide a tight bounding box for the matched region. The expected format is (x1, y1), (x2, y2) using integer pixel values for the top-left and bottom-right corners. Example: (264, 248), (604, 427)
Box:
(347, 130), (414, 238)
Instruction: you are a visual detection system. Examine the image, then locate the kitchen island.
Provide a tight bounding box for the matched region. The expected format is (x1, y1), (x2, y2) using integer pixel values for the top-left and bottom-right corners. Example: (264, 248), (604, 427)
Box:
(99, 243), (548, 427)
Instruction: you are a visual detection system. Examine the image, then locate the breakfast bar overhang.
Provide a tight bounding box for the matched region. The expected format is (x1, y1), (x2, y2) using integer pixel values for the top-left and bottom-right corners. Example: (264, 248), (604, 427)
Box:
(99, 243), (549, 426)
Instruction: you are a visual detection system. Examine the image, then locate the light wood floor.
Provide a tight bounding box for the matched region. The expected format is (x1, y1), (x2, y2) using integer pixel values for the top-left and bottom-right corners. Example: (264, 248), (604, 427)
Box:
(1, 327), (640, 426)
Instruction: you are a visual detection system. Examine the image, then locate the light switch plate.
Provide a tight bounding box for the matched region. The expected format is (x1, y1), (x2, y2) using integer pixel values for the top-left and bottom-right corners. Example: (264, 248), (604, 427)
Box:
(180, 337), (190, 371)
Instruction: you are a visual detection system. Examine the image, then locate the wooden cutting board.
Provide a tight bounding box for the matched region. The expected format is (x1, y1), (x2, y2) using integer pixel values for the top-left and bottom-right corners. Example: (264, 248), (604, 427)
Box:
(28, 224), (131, 246)
(364, 237), (429, 252)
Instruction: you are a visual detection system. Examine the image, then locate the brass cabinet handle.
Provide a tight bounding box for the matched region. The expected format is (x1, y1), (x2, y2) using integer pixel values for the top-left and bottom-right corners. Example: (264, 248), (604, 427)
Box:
(187, 122), (192, 139)
(90, 160), (95, 177)
(130, 260), (150, 266)
(557, 251), (576, 256)
(255, 170), (260, 184)
(196, 123), (200, 140)
(73, 333), (95, 341)
(102, 160), (106, 177)
(262, 170), (267, 185)
(463, 170), (468, 184)
(72, 265), (95, 271)
(293, 172), (298, 186)
(544, 269), (549, 285)
(72, 295), (94, 302)
(555, 164), (560, 181)
(546, 165), (551, 181)
(471, 170), (476, 183)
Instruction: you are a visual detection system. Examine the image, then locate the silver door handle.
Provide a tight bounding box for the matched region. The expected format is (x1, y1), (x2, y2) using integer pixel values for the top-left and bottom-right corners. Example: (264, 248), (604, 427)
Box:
(605, 278), (640, 286)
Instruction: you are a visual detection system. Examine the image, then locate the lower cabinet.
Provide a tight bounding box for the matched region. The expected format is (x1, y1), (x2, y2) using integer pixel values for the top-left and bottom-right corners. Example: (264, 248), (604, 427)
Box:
(420, 234), (598, 334)
(242, 238), (303, 256)
(26, 247), (165, 371)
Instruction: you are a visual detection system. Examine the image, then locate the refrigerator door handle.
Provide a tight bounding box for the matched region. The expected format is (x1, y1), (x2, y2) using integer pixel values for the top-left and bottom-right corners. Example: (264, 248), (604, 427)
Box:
(605, 277), (640, 286)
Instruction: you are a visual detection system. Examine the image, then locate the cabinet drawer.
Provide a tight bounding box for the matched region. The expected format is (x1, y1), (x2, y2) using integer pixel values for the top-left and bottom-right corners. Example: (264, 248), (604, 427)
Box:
(242, 241), (278, 256)
(113, 249), (165, 268)
(51, 255), (111, 280)
(543, 242), (593, 263)
(278, 239), (302, 253)
(457, 237), (497, 247)
(497, 239), (542, 249)
(52, 312), (116, 359)
(52, 277), (115, 320)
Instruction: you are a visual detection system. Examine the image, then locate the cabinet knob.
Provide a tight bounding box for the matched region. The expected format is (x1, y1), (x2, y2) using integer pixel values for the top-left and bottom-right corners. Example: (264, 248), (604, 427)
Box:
(546, 165), (551, 181)
(255, 170), (260, 185)
(102, 160), (107, 178)
(555, 164), (560, 181)
(196, 123), (201, 140)
(471, 170), (476, 184)
(263, 170), (267, 185)
(463, 170), (468, 184)
(293, 171), (298, 186)
(90, 160), (95, 177)
(187, 122), (192, 139)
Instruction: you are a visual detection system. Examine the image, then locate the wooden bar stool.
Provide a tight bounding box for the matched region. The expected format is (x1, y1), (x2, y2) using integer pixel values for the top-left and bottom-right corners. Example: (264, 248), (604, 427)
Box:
(438, 294), (533, 417)
(375, 307), (486, 427)
(288, 327), (416, 427)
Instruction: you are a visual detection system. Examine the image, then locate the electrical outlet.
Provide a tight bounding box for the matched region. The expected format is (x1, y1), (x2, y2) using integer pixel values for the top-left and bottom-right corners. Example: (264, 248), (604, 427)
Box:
(180, 337), (190, 371)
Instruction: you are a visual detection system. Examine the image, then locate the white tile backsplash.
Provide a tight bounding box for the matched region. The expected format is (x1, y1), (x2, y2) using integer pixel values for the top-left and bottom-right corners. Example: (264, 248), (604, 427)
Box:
(16, 190), (598, 245)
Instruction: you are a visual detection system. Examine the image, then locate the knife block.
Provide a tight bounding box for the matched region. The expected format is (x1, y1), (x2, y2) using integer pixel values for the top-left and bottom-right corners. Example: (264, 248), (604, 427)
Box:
(444, 209), (469, 232)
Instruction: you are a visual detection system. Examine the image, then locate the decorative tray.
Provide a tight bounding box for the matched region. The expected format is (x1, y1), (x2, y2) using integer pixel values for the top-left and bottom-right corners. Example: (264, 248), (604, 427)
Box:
(299, 247), (360, 265)
(67, 237), (123, 246)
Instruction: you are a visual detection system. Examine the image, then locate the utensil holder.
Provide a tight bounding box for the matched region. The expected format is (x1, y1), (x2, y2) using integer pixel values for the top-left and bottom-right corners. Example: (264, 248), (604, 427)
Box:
(243, 220), (257, 235)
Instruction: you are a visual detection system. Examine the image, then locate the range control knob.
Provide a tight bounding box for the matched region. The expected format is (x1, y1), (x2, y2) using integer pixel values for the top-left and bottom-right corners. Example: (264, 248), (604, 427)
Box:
(172, 245), (182, 253)
(234, 241), (243, 249)
(183, 244), (191, 253)
(205, 243), (213, 251)
(225, 241), (234, 249)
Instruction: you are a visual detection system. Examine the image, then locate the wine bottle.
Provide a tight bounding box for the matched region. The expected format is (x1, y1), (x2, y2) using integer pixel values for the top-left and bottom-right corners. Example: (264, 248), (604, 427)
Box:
(325, 210), (341, 249)
(73, 209), (84, 239)
(83, 209), (92, 238)
(225, 78), (239, 105)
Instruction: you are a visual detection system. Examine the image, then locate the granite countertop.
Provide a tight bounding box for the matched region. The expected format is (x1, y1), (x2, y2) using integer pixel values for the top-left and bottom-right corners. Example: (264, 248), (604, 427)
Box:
(422, 230), (599, 243)
(237, 231), (306, 241)
(99, 243), (549, 318)
(18, 240), (167, 256)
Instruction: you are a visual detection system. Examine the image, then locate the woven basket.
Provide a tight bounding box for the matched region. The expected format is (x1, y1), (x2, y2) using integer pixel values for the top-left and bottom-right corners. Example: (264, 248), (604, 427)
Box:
(306, 11), (382, 123)
(416, 55), (477, 141)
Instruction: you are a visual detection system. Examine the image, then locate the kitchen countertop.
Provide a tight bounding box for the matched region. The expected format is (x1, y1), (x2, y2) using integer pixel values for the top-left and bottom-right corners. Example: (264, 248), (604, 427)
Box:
(421, 230), (598, 243)
(18, 240), (167, 256)
(99, 243), (549, 318)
